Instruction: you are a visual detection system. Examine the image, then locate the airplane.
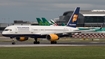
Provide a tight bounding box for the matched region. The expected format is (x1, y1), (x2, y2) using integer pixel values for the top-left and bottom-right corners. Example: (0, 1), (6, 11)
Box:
(80, 26), (105, 33)
(2, 7), (80, 44)
(36, 17), (57, 26)
(37, 17), (67, 26)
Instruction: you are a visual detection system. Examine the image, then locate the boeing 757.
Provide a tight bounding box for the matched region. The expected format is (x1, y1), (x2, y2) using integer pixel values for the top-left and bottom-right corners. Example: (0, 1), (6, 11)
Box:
(2, 7), (80, 44)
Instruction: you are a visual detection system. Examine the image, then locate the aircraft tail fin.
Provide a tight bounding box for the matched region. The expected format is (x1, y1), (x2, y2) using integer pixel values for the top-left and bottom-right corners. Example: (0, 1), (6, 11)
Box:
(36, 18), (43, 25)
(41, 17), (51, 26)
(66, 7), (80, 27)
(50, 19), (58, 26)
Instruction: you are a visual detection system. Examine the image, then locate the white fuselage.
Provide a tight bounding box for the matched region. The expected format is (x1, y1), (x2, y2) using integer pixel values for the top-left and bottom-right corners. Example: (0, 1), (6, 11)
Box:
(2, 25), (79, 35)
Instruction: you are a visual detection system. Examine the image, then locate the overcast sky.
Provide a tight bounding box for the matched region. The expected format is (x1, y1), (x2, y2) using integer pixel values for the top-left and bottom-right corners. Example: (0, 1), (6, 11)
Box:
(0, 0), (105, 23)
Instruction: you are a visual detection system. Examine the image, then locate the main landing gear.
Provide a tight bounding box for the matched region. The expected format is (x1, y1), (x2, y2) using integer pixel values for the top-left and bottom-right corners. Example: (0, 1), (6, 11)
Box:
(34, 38), (40, 44)
(33, 38), (57, 44)
(51, 41), (57, 44)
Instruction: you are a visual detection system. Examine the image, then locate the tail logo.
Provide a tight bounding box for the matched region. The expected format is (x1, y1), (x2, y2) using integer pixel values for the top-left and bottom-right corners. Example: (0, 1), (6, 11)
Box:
(72, 14), (78, 22)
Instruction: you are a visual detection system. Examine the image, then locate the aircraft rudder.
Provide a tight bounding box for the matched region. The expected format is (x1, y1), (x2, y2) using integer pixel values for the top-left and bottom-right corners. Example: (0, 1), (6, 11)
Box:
(66, 7), (80, 27)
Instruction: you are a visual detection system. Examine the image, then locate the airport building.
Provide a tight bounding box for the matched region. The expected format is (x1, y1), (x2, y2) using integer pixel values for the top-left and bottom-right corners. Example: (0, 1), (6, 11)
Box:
(56, 10), (105, 27)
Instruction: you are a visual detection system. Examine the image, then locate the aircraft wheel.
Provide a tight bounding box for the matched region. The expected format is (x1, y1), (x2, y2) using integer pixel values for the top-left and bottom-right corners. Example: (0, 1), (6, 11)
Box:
(34, 38), (40, 44)
(37, 41), (40, 44)
(12, 42), (15, 45)
(34, 41), (40, 44)
(51, 41), (57, 44)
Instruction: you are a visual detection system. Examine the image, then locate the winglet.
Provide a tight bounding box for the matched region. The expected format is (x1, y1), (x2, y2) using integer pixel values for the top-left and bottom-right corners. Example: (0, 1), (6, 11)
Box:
(66, 7), (80, 27)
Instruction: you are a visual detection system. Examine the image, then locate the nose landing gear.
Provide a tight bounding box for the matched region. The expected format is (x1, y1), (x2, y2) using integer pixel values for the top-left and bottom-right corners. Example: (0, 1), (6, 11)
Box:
(10, 37), (15, 45)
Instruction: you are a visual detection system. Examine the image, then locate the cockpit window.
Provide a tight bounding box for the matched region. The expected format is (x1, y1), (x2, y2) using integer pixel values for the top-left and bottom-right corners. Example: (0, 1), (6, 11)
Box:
(4, 29), (12, 31)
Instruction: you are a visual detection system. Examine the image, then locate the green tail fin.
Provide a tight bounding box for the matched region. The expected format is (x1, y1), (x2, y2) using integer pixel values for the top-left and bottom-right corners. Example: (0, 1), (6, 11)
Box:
(41, 17), (51, 26)
(36, 18), (44, 25)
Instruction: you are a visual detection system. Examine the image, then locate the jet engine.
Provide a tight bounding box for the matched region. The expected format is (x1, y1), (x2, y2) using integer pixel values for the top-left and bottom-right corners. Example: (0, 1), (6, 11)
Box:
(46, 34), (59, 41)
(16, 37), (28, 41)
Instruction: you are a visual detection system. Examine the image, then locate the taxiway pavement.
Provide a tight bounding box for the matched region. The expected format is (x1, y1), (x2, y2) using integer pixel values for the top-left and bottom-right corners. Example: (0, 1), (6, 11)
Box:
(0, 37), (105, 47)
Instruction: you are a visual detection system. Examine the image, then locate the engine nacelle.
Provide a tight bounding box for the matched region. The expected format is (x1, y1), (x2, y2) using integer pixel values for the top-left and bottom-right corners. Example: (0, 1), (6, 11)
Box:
(46, 34), (59, 41)
(16, 37), (28, 41)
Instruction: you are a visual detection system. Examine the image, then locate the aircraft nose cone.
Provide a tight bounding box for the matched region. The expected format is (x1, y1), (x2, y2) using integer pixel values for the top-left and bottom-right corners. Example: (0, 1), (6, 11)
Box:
(2, 31), (4, 35)
(2, 31), (4, 34)
(1, 31), (9, 37)
(1, 31), (6, 35)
